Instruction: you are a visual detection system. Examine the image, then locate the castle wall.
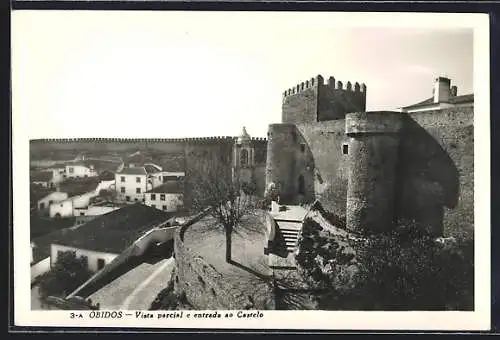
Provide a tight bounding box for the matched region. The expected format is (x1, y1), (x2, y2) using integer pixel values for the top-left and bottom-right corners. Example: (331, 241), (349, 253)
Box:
(285, 107), (473, 237)
(398, 107), (474, 237)
(294, 120), (349, 217)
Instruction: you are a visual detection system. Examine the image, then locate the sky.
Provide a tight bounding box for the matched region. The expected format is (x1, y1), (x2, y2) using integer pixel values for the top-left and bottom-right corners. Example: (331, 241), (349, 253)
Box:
(12, 11), (475, 139)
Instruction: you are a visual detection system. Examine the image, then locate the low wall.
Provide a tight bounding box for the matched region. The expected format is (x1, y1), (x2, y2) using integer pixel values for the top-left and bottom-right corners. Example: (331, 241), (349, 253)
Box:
(31, 257), (51, 284)
(67, 224), (176, 299)
(131, 226), (178, 256)
(174, 228), (274, 310)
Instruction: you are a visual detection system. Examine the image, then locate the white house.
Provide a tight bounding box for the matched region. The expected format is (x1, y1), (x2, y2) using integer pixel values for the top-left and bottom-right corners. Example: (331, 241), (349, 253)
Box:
(74, 204), (120, 225)
(51, 244), (119, 272)
(37, 192), (69, 215)
(46, 166), (66, 186)
(144, 180), (184, 212)
(115, 167), (149, 203)
(65, 163), (98, 179)
(49, 204), (172, 273)
(399, 77), (474, 113)
(31, 171), (54, 188)
(148, 171), (185, 189)
(49, 180), (116, 218)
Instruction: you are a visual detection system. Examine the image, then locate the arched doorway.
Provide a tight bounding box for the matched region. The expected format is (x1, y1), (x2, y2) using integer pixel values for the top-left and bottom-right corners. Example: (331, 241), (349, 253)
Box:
(298, 175), (305, 195)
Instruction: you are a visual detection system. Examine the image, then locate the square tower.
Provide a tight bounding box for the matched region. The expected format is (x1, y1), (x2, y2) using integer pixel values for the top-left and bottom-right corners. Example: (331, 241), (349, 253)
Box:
(282, 75), (367, 124)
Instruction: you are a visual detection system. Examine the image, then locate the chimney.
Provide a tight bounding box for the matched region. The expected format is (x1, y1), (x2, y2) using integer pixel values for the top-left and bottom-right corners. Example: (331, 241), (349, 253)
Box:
(450, 85), (458, 97)
(433, 77), (451, 103)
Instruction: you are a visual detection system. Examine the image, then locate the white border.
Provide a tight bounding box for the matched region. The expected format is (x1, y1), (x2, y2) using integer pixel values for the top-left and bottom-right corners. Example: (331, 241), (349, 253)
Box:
(12, 11), (491, 330)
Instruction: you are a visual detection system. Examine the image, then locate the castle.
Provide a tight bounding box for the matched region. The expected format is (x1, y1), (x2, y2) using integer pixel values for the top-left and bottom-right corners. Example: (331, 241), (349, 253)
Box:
(265, 75), (474, 237)
(30, 74), (474, 237)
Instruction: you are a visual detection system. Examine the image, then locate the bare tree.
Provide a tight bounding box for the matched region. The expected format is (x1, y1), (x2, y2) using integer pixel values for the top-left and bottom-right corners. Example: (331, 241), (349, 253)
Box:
(190, 155), (257, 262)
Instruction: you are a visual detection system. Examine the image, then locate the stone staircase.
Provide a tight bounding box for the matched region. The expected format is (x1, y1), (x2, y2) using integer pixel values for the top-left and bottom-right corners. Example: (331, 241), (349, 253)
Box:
(277, 221), (302, 253)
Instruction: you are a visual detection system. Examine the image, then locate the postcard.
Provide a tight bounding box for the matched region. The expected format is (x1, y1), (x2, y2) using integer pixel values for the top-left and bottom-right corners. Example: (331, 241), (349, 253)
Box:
(12, 10), (491, 331)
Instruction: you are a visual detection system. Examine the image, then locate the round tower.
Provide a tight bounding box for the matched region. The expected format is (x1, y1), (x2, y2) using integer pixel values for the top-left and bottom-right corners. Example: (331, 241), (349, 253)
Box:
(265, 123), (298, 203)
(345, 111), (403, 234)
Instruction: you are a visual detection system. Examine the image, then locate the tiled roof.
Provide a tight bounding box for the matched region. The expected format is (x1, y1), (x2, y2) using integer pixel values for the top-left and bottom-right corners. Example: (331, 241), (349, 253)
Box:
(146, 180), (185, 194)
(49, 204), (172, 254)
(117, 167), (147, 175)
(30, 186), (55, 205)
(402, 94), (474, 109)
(99, 170), (116, 181)
(144, 164), (161, 174)
(82, 160), (122, 174)
(31, 171), (53, 182)
(59, 178), (100, 197)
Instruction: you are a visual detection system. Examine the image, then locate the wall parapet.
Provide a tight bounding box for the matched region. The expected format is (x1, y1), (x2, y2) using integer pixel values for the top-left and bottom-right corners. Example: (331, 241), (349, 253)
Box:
(283, 74), (367, 98)
(174, 219), (274, 310)
(345, 111), (403, 135)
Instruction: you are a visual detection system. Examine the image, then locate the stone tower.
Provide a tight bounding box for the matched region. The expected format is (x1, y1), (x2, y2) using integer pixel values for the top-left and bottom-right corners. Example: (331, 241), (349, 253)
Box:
(233, 127), (255, 186)
(345, 111), (403, 234)
(265, 123), (299, 203)
(281, 74), (367, 124)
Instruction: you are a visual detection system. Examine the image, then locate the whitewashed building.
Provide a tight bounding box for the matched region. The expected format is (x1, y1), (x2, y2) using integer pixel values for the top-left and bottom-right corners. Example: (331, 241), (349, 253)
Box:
(148, 171), (185, 189)
(65, 163), (98, 179)
(37, 192), (69, 215)
(115, 167), (150, 203)
(49, 180), (115, 218)
(31, 171), (54, 188)
(49, 204), (171, 273)
(144, 180), (184, 212)
(399, 77), (474, 113)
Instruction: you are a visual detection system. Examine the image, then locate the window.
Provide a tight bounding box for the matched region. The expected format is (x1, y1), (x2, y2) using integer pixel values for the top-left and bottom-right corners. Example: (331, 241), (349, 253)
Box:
(298, 175), (305, 195)
(152, 204), (156, 209)
(121, 187), (125, 193)
(49, 200), (53, 205)
(300, 143), (306, 153)
(126, 196), (130, 201)
(240, 149), (249, 167)
(120, 176), (125, 182)
(80, 255), (88, 267)
(162, 205), (167, 211)
(80, 212), (85, 216)
(151, 194), (156, 200)
(342, 144), (349, 155)
(160, 194), (166, 201)
(136, 188), (141, 194)
(134, 198), (138, 202)
(97, 258), (106, 270)
(136, 177), (141, 183)
(68, 167), (74, 174)
(39, 202), (45, 210)
(57, 250), (64, 260)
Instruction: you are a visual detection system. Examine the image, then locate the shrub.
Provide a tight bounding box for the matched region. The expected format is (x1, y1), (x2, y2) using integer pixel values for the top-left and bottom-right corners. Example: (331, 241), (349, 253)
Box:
(38, 251), (93, 299)
(296, 221), (474, 311)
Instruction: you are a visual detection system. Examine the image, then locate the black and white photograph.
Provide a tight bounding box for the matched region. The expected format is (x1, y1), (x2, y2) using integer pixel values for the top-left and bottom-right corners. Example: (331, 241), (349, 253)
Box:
(12, 11), (490, 330)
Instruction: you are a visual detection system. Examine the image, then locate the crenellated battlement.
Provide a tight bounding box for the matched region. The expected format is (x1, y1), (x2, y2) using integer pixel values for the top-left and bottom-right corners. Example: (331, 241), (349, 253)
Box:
(29, 136), (267, 145)
(282, 74), (367, 98)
